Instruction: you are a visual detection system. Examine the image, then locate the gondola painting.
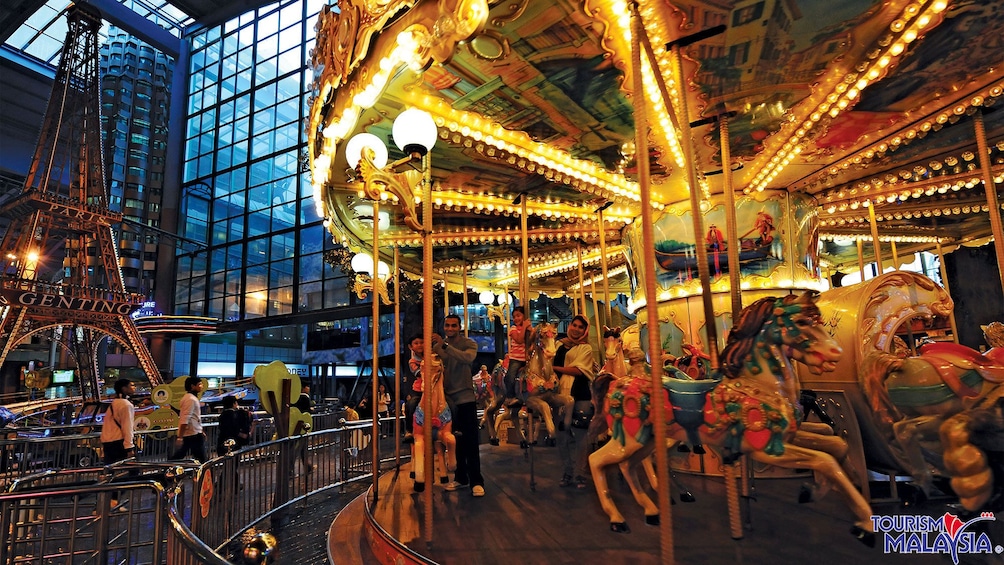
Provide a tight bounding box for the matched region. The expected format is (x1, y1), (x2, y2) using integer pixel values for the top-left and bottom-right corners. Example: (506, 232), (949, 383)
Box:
(652, 198), (785, 284)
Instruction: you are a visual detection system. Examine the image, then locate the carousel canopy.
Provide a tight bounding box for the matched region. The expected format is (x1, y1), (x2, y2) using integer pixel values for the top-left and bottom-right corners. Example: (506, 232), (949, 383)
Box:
(308, 0), (1004, 296)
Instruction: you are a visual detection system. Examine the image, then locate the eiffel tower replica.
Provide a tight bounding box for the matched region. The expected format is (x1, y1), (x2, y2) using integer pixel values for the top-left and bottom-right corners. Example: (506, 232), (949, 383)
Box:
(0, 3), (161, 400)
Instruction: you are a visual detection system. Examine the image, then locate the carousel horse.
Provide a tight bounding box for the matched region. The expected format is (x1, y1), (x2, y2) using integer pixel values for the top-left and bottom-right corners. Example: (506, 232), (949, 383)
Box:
(940, 403), (1004, 511)
(983, 321), (1004, 363)
(481, 357), (509, 445)
(481, 325), (560, 447)
(482, 324), (562, 447)
(598, 326), (628, 379)
(589, 292), (875, 543)
(582, 327), (630, 451)
(936, 321), (1004, 511)
(859, 340), (1004, 499)
(521, 323), (569, 441)
(412, 353), (456, 492)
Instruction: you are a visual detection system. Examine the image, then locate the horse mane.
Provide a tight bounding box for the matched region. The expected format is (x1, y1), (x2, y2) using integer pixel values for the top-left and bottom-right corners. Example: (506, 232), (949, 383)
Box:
(588, 372), (617, 439)
(592, 372), (616, 407)
(719, 296), (779, 379)
(858, 349), (905, 425)
(603, 327), (621, 339)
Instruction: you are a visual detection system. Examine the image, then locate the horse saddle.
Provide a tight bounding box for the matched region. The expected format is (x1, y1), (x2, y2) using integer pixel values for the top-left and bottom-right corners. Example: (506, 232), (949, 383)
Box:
(664, 368), (722, 453)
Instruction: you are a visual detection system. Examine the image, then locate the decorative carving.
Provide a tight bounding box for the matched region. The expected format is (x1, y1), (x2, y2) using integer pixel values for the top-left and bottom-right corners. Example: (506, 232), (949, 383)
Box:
(355, 146), (423, 232)
(490, 0), (529, 28)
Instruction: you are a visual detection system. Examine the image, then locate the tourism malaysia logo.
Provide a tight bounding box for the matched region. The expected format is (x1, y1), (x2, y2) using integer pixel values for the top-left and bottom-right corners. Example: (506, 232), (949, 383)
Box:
(871, 512), (1001, 564)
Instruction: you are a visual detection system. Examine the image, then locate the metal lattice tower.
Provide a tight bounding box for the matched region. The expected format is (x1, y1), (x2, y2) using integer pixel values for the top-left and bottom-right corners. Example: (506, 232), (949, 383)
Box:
(0, 4), (161, 400)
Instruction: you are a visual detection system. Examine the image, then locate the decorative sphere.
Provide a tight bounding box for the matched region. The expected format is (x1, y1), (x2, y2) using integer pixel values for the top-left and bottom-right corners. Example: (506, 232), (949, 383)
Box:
(392, 108), (438, 155)
(345, 132), (388, 169)
(350, 252), (374, 275)
(241, 533), (277, 565)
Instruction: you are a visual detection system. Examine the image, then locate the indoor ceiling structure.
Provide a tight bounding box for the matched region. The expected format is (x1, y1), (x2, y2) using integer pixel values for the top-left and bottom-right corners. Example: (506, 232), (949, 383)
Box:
(310, 0), (1004, 297)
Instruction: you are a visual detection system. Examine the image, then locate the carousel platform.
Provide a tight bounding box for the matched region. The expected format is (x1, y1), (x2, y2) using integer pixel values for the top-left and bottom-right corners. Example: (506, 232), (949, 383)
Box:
(330, 436), (999, 564)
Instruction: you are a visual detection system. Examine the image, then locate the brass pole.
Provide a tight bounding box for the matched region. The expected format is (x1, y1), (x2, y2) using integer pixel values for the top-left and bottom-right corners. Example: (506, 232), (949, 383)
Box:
(973, 110), (1004, 303)
(576, 243), (588, 317)
(371, 200), (381, 502)
(462, 266), (469, 338)
(642, 15), (719, 367)
(867, 202), (884, 273)
(443, 273), (449, 320)
(590, 276), (603, 364)
(421, 153), (434, 545)
(890, 240), (899, 268)
(631, 4), (673, 562)
(857, 239), (865, 281)
(393, 246), (401, 467)
(665, 43), (718, 369)
(503, 284), (510, 328)
(598, 207), (612, 320)
(935, 238), (960, 343)
(719, 114), (742, 319)
(521, 198), (530, 315)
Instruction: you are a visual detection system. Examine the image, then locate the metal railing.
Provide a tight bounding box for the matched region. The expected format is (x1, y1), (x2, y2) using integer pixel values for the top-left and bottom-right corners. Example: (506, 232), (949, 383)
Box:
(0, 407), (347, 488)
(0, 480), (171, 564)
(0, 413), (404, 564)
(186, 421), (376, 552)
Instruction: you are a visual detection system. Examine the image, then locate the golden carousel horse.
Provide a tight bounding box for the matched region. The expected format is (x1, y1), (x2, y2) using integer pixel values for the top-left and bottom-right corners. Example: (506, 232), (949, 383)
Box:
(834, 273), (1004, 503)
(589, 292), (874, 544)
(936, 320), (1004, 511)
(412, 353), (456, 492)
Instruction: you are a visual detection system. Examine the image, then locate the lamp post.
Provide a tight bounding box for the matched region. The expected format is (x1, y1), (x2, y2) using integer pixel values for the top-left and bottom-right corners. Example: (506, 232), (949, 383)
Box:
(344, 107), (438, 535)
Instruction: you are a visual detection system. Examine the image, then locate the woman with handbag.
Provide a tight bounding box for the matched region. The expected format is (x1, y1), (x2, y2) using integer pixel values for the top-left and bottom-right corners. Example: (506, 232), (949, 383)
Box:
(100, 378), (135, 508)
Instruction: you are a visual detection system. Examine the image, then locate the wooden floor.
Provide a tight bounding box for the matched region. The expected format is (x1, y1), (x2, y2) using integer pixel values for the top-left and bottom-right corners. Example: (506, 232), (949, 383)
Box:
(346, 436), (1001, 565)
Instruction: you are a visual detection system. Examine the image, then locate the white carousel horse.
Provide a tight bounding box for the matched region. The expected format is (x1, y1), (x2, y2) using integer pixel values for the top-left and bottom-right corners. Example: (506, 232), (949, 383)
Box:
(589, 292), (874, 544)
(599, 326), (628, 379)
(412, 353), (456, 492)
(520, 323), (571, 441)
(482, 323), (563, 447)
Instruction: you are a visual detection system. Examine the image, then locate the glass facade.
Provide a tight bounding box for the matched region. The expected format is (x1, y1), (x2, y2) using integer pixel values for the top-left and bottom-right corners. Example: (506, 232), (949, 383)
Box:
(177, 0), (382, 389)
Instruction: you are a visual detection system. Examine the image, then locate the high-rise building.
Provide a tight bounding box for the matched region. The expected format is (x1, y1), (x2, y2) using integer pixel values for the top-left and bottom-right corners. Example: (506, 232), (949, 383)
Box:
(99, 26), (174, 297)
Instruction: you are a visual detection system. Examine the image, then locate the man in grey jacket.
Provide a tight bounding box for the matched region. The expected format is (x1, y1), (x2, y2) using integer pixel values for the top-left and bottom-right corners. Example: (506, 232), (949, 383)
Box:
(430, 314), (485, 496)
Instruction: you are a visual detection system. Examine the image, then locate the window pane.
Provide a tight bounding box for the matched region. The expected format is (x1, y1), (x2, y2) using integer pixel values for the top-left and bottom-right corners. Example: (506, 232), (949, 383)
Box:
(299, 252), (321, 283)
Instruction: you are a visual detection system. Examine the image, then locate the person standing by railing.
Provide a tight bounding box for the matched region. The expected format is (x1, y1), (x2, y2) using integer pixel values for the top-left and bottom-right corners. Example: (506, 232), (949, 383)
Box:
(172, 377), (207, 462)
(101, 379), (136, 463)
(292, 381), (314, 473)
(377, 384), (391, 438)
(101, 378), (135, 508)
(216, 395), (252, 456)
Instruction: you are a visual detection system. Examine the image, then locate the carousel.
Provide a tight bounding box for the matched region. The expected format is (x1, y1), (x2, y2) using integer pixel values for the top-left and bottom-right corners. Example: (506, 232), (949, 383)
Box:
(307, 1), (1004, 563)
